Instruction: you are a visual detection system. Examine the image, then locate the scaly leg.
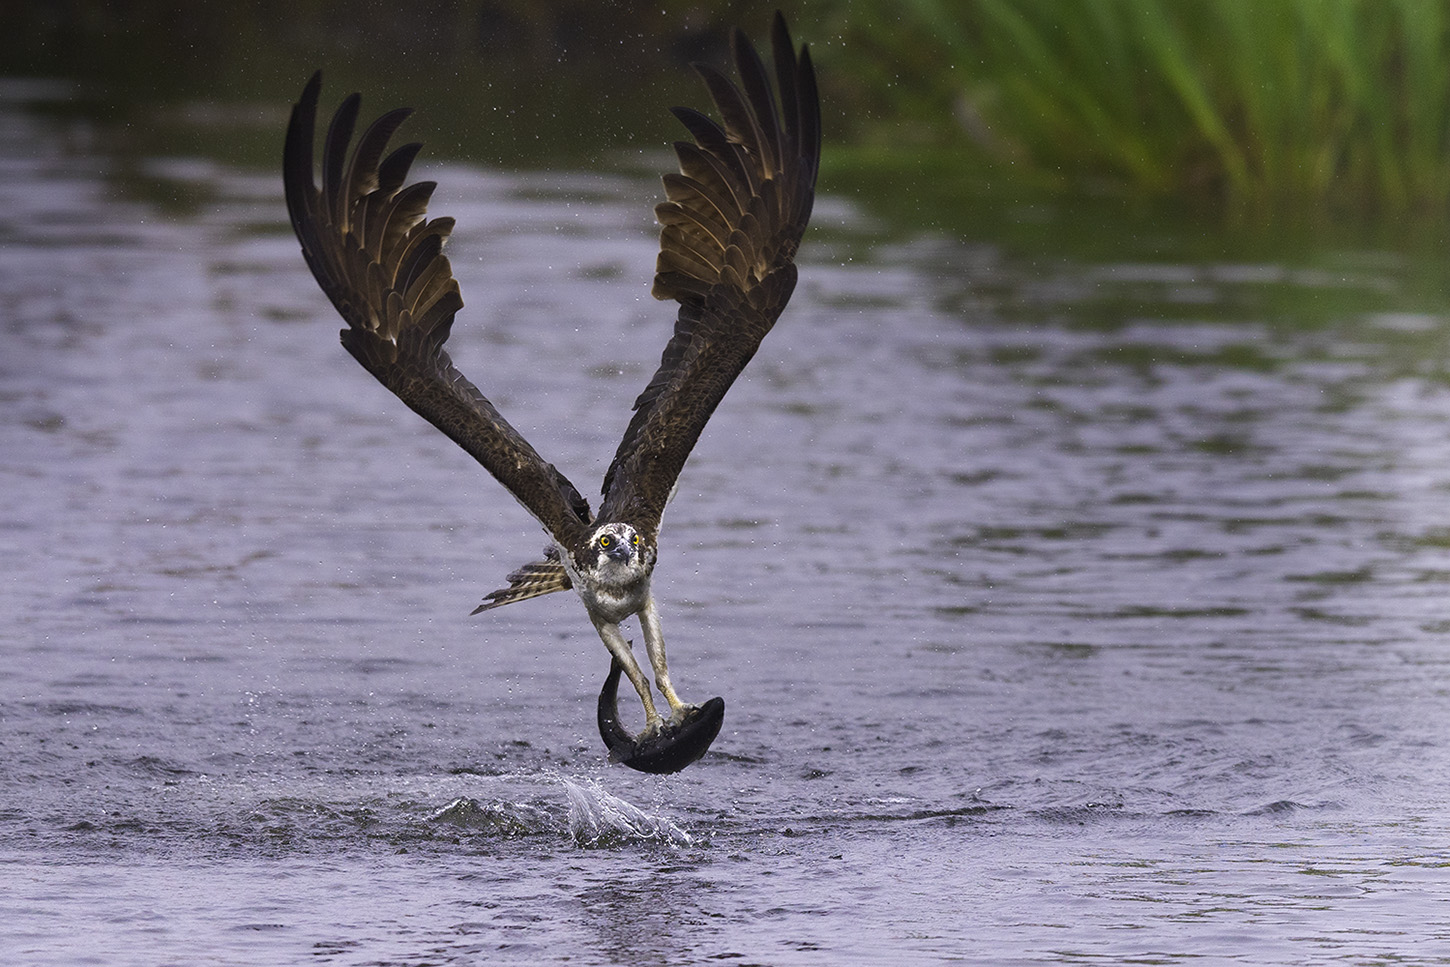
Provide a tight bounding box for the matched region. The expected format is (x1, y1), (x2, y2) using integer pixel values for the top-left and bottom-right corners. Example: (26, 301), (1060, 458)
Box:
(592, 617), (665, 734)
(639, 595), (694, 722)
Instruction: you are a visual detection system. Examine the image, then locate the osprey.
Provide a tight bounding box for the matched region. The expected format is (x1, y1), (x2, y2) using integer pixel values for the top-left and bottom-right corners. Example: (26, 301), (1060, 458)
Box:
(283, 14), (820, 773)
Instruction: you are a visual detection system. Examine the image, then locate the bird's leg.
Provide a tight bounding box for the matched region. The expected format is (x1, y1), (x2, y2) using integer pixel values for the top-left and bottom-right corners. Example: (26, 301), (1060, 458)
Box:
(639, 594), (694, 723)
(592, 617), (665, 735)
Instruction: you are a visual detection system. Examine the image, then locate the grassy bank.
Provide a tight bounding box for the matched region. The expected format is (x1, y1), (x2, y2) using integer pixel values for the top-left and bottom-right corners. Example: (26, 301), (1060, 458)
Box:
(821, 0), (1450, 217)
(7, 0), (1450, 217)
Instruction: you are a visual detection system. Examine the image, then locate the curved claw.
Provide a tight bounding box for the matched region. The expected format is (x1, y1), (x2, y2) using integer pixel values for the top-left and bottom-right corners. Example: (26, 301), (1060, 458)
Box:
(596, 659), (725, 774)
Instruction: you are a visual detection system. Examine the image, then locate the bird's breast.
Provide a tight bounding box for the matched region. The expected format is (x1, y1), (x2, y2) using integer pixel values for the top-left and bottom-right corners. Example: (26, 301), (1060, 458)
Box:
(577, 581), (646, 624)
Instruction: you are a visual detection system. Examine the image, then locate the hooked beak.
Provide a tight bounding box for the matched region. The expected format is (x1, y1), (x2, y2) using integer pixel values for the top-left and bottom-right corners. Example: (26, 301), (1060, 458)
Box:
(606, 544), (633, 562)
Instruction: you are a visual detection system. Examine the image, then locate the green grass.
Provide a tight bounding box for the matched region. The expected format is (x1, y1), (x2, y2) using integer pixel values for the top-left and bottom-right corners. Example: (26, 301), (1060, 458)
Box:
(818, 0), (1450, 216)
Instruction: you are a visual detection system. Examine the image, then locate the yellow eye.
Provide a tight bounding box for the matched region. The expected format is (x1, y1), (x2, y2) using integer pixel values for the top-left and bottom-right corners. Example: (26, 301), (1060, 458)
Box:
(631, 534), (640, 546)
(599, 535), (612, 548)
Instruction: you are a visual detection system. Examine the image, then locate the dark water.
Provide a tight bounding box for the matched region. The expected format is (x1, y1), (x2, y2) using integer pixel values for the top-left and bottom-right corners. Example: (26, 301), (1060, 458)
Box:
(5, 77), (1450, 965)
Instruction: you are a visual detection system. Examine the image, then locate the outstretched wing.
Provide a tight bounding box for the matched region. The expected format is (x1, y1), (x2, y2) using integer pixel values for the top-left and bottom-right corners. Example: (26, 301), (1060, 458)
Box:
(284, 73), (592, 548)
(598, 12), (821, 530)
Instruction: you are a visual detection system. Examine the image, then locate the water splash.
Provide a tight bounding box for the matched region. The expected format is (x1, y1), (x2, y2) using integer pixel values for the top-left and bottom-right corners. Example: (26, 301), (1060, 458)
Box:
(429, 796), (559, 837)
(560, 777), (694, 847)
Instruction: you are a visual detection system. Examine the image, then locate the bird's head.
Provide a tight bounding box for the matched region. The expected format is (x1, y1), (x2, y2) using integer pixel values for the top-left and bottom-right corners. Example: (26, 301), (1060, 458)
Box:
(578, 521), (655, 584)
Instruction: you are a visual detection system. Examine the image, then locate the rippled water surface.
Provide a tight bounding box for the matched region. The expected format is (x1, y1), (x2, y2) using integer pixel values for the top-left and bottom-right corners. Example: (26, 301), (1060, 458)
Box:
(5, 79), (1450, 965)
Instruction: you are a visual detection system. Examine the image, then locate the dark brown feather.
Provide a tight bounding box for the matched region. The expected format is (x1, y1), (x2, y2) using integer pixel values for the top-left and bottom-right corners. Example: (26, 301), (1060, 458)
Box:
(283, 73), (591, 549)
(599, 12), (820, 530)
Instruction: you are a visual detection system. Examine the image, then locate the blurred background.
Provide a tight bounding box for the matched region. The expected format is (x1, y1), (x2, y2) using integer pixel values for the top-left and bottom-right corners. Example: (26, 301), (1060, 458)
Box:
(8, 0), (1450, 228)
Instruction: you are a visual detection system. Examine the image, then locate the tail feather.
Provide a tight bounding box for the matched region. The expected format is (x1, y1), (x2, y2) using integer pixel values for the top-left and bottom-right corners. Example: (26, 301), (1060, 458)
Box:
(472, 548), (572, 613)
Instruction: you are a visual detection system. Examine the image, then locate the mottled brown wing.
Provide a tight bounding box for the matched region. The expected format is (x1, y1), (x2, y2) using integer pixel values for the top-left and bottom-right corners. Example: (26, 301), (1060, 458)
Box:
(284, 73), (591, 548)
(598, 13), (821, 531)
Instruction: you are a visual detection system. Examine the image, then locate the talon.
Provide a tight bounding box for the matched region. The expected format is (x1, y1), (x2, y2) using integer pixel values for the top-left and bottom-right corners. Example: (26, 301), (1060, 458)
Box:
(668, 703), (701, 727)
(597, 660), (724, 774)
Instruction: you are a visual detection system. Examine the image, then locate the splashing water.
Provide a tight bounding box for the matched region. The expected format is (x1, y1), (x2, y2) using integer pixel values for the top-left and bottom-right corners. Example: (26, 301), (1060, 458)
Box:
(430, 794), (560, 838)
(561, 777), (694, 847)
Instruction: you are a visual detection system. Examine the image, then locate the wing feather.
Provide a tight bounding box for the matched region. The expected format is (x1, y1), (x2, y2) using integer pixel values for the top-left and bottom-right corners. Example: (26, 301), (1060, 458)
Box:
(284, 73), (591, 547)
(599, 13), (820, 530)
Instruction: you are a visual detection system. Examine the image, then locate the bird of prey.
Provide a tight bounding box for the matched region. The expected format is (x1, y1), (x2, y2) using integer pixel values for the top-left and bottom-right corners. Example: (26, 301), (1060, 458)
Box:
(283, 13), (820, 773)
